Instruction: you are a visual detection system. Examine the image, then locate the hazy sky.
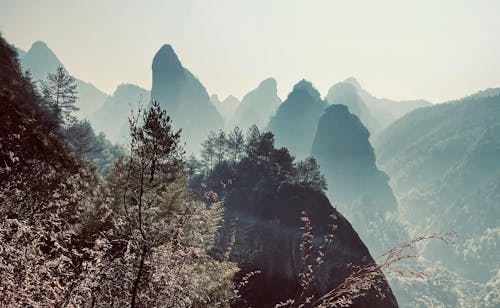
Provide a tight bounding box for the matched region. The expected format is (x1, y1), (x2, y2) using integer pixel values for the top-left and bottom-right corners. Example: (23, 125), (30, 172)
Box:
(1, 0), (499, 103)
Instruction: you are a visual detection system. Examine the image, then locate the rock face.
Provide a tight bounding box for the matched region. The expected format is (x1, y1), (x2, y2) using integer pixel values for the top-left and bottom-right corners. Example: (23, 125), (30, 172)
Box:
(222, 183), (399, 307)
(150, 44), (222, 153)
(90, 83), (150, 143)
(327, 81), (381, 133)
(267, 80), (326, 158)
(19, 41), (108, 117)
(230, 77), (281, 130)
(311, 105), (404, 256)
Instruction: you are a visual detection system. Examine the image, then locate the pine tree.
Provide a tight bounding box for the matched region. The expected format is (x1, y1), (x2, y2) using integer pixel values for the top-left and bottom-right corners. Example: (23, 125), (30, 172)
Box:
(87, 101), (236, 307)
(227, 126), (245, 162)
(40, 66), (79, 124)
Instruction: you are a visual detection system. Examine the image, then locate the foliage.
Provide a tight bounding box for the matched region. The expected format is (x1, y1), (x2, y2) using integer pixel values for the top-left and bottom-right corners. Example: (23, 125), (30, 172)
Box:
(40, 66), (79, 125)
(0, 37), (237, 307)
(374, 94), (500, 305)
(78, 101), (237, 307)
(197, 125), (327, 195)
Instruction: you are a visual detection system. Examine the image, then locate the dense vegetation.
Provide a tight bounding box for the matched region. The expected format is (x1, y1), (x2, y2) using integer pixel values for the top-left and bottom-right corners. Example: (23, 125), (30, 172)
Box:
(6, 31), (498, 308)
(0, 36), (236, 307)
(374, 95), (500, 307)
(1, 34), (404, 307)
(190, 126), (398, 307)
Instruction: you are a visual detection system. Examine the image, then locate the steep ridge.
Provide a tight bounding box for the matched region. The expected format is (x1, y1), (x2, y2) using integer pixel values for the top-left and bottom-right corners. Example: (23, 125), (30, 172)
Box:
(343, 77), (431, 128)
(230, 77), (281, 130)
(223, 183), (399, 307)
(19, 41), (108, 117)
(90, 83), (150, 143)
(211, 94), (240, 123)
(326, 81), (382, 133)
(192, 126), (399, 307)
(151, 44), (223, 153)
(267, 80), (326, 159)
(311, 104), (406, 256)
(373, 93), (500, 303)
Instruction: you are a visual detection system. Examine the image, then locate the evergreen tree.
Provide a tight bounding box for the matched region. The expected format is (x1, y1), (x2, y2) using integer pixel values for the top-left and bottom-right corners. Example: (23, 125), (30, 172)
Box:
(40, 66), (78, 124)
(213, 129), (228, 164)
(227, 126), (245, 162)
(88, 101), (236, 306)
(295, 157), (327, 191)
(201, 131), (217, 170)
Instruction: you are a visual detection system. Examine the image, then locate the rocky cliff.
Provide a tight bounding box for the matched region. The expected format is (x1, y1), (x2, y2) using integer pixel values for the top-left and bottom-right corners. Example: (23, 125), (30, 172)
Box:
(151, 44), (223, 153)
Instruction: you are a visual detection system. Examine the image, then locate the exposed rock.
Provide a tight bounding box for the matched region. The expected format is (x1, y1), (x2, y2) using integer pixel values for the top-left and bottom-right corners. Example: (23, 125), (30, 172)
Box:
(151, 44), (223, 154)
(222, 183), (399, 307)
(311, 104), (405, 256)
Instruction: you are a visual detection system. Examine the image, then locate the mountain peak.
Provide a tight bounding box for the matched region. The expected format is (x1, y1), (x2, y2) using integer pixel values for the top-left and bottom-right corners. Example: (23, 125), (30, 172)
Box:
(344, 77), (361, 89)
(223, 95), (239, 104)
(152, 44), (182, 71)
(259, 77), (277, 89)
(291, 79), (321, 100)
(31, 41), (49, 50)
(21, 40), (65, 80)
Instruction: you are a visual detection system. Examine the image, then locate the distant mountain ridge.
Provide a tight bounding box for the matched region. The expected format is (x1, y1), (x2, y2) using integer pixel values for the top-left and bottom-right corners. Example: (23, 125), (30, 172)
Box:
(268, 79), (326, 158)
(230, 77), (281, 130)
(90, 83), (150, 143)
(17, 41), (109, 117)
(151, 44), (223, 154)
(326, 81), (382, 133)
(373, 91), (500, 304)
(311, 104), (406, 256)
(210, 94), (240, 125)
(340, 77), (432, 130)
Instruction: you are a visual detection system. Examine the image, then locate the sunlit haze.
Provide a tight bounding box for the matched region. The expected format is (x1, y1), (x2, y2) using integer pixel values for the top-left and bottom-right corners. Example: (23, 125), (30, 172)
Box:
(1, 0), (499, 102)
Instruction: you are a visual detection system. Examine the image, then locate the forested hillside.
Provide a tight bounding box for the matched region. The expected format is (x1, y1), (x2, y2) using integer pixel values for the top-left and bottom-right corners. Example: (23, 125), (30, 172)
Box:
(191, 126), (398, 307)
(0, 35), (236, 307)
(374, 94), (500, 306)
(0, 34), (404, 307)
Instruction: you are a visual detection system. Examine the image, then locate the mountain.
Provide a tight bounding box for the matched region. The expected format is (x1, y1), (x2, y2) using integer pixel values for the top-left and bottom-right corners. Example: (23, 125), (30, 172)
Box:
(18, 41), (108, 117)
(191, 126), (398, 307)
(326, 81), (382, 133)
(13, 46), (26, 59)
(73, 79), (109, 117)
(230, 77), (281, 130)
(211, 94), (240, 122)
(20, 41), (63, 81)
(343, 77), (432, 128)
(311, 104), (405, 256)
(373, 92), (500, 304)
(224, 183), (398, 307)
(1, 35), (82, 199)
(267, 80), (326, 158)
(462, 87), (500, 100)
(90, 83), (150, 143)
(150, 44), (223, 154)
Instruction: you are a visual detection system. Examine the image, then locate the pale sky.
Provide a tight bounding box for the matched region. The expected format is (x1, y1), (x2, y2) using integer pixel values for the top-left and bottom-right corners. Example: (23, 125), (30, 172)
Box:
(1, 0), (499, 103)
